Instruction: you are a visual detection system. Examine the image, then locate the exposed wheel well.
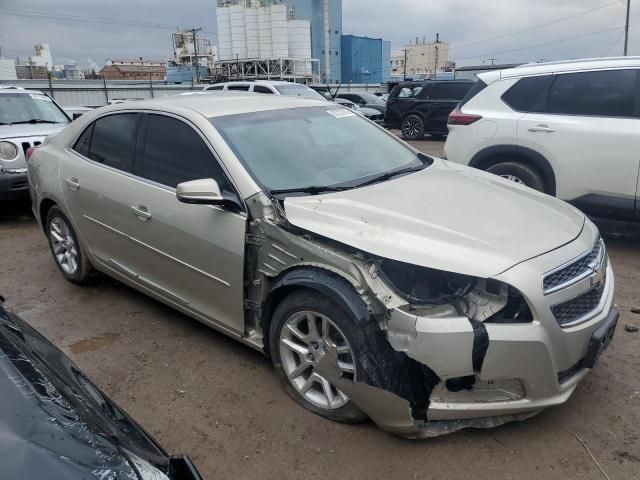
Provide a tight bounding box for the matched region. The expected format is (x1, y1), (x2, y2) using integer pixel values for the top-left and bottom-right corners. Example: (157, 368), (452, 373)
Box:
(39, 198), (57, 231)
(469, 146), (556, 196)
(260, 268), (368, 357)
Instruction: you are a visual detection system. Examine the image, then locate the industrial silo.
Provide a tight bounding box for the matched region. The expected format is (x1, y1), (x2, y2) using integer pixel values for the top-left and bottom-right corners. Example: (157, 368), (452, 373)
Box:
(244, 6), (260, 59)
(270, 3), (288, 59)
(230, 3), (247, 59)
(287, 18), (311, 74)
(258, 6), (273, 59)
(216, 5), (233, 61)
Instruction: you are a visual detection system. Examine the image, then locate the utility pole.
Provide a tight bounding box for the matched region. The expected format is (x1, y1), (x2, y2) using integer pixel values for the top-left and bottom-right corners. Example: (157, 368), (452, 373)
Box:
(488, 57), (498, 66)
(189, 28), (202, 84)
(624, 0), (631, 56)
(403, 49), (408, 80)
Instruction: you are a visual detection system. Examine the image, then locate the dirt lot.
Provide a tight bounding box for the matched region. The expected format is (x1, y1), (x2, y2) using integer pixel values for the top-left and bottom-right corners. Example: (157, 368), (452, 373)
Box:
(1, 138), (639, 480)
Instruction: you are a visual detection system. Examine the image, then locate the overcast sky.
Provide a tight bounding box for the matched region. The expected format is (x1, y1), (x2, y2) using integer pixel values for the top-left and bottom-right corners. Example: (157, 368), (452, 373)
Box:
(0, 0), (637, 69)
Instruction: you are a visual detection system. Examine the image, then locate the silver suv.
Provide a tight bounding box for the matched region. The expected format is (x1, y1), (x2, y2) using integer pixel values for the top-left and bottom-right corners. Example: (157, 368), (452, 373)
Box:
(0, 87), (69, 201)
(28, 93), (617, 438)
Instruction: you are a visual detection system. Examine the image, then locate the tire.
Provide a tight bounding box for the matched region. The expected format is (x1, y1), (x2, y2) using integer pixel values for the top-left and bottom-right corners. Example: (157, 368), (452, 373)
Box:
(45, 206), (94, 284)
(269, 290), (368, 424)
(401, 114), (425, 140)
(486, 161), (546, 193)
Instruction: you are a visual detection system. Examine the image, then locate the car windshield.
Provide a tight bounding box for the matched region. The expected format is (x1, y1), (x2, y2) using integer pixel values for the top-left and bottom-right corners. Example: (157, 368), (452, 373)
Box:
(210, 106), (427, 193)
(0, 92), (69, 125)
(274, 84), (327, 100)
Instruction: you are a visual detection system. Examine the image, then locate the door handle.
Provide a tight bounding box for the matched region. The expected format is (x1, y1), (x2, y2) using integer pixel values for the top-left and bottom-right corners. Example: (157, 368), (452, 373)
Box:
(65, 177), (80, 191)
(131, 205), (152, 222)
(528, 125), (555, 133)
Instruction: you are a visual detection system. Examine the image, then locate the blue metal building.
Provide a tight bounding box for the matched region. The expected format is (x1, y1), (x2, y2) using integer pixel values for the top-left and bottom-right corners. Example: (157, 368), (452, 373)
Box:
(341, 35), (391, 84)
(285, 0), (342, 84)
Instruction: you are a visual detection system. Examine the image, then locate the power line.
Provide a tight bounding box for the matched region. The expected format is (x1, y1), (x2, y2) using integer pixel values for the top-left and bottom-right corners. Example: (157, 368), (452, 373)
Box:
(0, 9), (215, 35)
(602, 28), (626, 56)
(449, 0), (621, 51)
(454, 25), (625, 62)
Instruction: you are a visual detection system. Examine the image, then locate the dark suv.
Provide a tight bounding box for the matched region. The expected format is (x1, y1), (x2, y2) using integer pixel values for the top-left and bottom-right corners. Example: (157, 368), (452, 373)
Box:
(385, 80), (474, 140)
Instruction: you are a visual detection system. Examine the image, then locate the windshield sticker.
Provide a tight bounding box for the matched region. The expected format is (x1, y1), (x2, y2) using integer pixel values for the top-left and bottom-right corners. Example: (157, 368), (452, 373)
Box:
(29, 94), (52, 101)
(327, 109), (356, 119)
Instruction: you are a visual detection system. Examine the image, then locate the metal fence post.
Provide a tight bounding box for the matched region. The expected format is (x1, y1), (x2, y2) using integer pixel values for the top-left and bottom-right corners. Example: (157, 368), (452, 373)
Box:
(149, 74), (154, 98)
(102, 76), (109, 105)
(47, 72), (54, 99)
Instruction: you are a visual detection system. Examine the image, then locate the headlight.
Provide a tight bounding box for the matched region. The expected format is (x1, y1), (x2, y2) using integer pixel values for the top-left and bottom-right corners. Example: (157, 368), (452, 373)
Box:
(0, 141), (18, 160)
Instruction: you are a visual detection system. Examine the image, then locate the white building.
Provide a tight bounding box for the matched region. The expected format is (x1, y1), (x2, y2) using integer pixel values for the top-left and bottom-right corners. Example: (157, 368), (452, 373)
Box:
(391, 37), (450, 76)
(0, 58), (18, 81)
(27, 43), (54, 71)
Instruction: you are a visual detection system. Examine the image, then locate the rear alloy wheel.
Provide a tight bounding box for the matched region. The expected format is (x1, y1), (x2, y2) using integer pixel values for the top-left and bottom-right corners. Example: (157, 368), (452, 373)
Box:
(486, 161), (546, 193)
(46, 207), (94, 284)
(270, 291), (367, 423)
(401, 114), (425, 140)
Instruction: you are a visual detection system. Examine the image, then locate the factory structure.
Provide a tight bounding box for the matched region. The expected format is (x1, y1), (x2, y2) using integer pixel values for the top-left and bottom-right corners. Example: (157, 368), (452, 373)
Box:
(390, 35), (451, 78)
(166, 29), (218, 83)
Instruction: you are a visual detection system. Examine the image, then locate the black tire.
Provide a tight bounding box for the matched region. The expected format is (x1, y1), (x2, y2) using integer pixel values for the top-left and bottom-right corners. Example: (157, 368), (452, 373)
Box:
(486, 161), (546, 192)
(45, 206), (94, 284)
(269, 290), (368, 424)
(401, 114), (425, 140)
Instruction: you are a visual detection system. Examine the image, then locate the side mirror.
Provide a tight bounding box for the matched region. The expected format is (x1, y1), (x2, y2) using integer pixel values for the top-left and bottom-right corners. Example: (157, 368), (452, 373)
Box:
(176, 178), (223, 205)
(72, 113), (83, 120)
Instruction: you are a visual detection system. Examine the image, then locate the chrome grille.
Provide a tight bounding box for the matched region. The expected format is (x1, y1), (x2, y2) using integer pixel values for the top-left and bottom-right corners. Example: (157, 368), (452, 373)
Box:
(551, 277), (606, 327)
(543, 240), (604, 294)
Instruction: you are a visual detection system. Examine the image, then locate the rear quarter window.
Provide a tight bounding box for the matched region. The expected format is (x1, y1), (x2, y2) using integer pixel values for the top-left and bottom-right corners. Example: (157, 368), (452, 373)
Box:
(459, 80), (487, 108)
(501, 75), (553, 112)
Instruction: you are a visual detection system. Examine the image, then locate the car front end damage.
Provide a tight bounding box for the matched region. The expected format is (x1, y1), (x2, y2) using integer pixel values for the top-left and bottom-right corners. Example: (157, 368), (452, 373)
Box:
(243, 190), (617, 438)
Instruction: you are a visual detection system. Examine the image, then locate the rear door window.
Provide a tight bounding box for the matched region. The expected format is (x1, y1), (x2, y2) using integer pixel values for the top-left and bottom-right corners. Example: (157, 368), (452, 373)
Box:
(141, 114), (232, 191)
(88, 113), (140, 173)
(429, 83), (473, 100)
(502, 75), (553, 112)
(227, 84), (250, 91)
(546, 70), (638, 117)
(206, 85), (224, 91)
(253, 85), (275, 94)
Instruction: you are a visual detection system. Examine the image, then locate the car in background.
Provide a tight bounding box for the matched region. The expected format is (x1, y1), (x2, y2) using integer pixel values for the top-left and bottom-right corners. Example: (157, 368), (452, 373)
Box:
(0, 86), (70, 202)
(334, 97), (384, 124)
(336, 92), (386, 114)
(28, 93), (616, 438)
(444, 57), (640, 221)
(385, 80), (474, 140)
(63, 106), (95, 120)
(0, 298), (202, 480)
(204, 80), (327, 101)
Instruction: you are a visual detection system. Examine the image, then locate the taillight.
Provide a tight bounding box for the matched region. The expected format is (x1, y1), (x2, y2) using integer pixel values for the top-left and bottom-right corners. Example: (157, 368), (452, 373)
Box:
(448, 110), (482, 125)
(26, 147), (35, 161)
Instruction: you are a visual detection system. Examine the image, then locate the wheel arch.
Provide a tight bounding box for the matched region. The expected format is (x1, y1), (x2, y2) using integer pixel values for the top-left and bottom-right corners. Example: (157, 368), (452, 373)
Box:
(469, 145), (556, 196)
(260, 266), (369, 357)
(39, 198), (58, 232)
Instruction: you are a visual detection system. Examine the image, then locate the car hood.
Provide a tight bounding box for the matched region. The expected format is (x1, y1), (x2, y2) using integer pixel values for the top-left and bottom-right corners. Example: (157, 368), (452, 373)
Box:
(0, 303), (172, 479)
(0, 122), (67, 140)
(283, 160), (585, 278)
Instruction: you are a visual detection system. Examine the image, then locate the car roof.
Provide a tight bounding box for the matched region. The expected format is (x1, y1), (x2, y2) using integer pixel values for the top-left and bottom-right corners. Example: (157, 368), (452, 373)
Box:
(103, 91), (329, 118)
(0, 86), (45, 95)
(211, 80), (305, 87)
(478, 56), (640, 83)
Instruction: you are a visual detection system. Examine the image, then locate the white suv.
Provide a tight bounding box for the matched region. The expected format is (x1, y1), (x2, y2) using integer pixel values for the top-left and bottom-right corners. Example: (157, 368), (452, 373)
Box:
(204, 80), (327, 100)
(445, 57), (640, 221)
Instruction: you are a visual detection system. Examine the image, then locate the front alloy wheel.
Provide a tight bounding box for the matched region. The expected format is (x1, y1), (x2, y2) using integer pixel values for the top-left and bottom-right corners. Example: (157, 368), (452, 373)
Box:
(279, 310), (356, 410)
(401, 114), (424, 140)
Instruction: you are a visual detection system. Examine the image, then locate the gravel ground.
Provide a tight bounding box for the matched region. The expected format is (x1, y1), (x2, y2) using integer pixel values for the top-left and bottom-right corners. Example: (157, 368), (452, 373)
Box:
(1, 138), (639, 480)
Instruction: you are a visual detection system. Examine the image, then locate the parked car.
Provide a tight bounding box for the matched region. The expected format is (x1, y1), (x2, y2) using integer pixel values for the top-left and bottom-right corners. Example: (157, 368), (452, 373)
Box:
(336, 92), (386, 114)
(445, 57), (640, 221)
(333, 97), (384, 124)
(0, 298), (202, 480)
(28, 93), (617, 438)
(0, 86), (69, 201)
(204, 80), (327, 101)
(385, 80), (474, 139)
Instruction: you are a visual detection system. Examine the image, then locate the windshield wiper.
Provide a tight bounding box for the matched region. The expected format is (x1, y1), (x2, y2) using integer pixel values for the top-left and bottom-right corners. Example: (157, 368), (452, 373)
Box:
(354, 163), (428, 189)
(269, 185), (351, 196)
(8, 119), (61, 125)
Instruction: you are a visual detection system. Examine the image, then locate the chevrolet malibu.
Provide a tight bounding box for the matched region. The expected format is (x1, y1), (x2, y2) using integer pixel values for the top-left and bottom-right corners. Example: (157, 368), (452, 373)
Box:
(27, 93), (618, 437)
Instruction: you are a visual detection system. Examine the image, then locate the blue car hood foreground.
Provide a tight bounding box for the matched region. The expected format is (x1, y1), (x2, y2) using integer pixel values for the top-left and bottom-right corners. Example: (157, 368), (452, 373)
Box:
(0, 301), (201, 480)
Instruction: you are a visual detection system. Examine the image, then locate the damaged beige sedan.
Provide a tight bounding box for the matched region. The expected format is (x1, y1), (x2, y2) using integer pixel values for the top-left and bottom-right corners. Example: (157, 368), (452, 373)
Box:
(28, 93), (618, 437)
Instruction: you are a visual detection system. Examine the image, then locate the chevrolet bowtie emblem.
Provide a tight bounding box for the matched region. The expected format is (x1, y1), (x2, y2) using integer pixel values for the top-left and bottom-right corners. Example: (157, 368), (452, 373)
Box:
(589, 262), (605, 288)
